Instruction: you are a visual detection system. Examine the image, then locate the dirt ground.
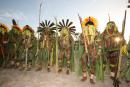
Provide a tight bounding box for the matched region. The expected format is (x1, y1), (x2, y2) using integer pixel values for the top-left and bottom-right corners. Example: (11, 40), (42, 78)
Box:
(0, 68), (130, 87)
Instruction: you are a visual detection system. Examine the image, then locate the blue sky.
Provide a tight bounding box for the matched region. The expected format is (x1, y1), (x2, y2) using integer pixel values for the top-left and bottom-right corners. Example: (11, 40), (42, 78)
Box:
(0, 0), (130, 41)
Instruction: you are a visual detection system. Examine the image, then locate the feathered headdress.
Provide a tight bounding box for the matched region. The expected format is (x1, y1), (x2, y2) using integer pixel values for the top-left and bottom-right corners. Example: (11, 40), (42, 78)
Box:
(58, 19), (76, 34)
(12, 25), (22, 32)
(22, 25), (34, 36)
(0, 23), (8, 33)
(12, 19), (22, 33)
(38, 20), (55, 35)
(106, 21), (118, 31)
(104, 21), (118, 36)
(23, 25), (34, 33)
(82, 16), (98, 29)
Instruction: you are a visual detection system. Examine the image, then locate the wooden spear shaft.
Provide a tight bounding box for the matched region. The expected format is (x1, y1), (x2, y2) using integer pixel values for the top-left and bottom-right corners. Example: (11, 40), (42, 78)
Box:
(78, 14), (88, 54)
(35, 2), (42, 64)
(116, 10), (127, 79)
(55, 17), (58, 72)
(113, 10), (127, 87)
(78, 14), (90, 67)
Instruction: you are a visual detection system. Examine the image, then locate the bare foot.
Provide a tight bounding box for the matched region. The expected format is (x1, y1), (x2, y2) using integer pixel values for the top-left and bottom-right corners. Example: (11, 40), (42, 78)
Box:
(66, 70), (70, 75)
(90, 79), (95, 84)
(81, 77), (87, 81)
(47, 68), (51, 72)
(58, 69), (62, 73)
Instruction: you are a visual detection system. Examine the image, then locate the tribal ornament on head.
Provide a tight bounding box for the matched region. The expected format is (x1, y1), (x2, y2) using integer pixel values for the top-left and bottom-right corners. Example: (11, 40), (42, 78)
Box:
(0, 23), (8, 34)
(82, 16), (98, 29)
(81, 16), (98, 45)
(38, 20), (55, 35)
(23, 25), (34, 33)
(58, 19), (76, 34)
(23, 25), (34, 37)
(12, 25), (22, 32)
(12, 19), (17, 25)
(12, 19), (22, 34)
(37, 20), (56, 35)
(104, 21), (118, 36)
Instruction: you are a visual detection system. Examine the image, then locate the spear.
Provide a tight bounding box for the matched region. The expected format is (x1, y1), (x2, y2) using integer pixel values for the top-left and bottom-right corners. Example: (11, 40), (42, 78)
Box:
(78, 14), (90, 67)
(78, 14), (88, 54)
(108, 13), (110, 22)
(113, 10), (127, 87)
(54, 17), (59, 72)
(35, 1), (43, 64)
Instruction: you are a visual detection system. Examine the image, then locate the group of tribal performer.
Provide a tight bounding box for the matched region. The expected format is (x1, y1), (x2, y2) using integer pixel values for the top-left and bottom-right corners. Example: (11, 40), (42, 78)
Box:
(78, 16), (129, 84)
(36, 19), (76, 74)
(0, 17), (130, 85)
(0, 19), (36, 70)
(0, 18), (76, 72)
(0, 19), (22, 68)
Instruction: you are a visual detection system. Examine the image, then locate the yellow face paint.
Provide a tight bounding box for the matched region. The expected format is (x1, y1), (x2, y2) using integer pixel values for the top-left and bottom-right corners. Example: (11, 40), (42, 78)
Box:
(60, 27), (69, 36)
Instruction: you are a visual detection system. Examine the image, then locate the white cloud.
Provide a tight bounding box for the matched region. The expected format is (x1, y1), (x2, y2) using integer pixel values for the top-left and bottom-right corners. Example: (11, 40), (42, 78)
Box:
(0, 9), (28, 22)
